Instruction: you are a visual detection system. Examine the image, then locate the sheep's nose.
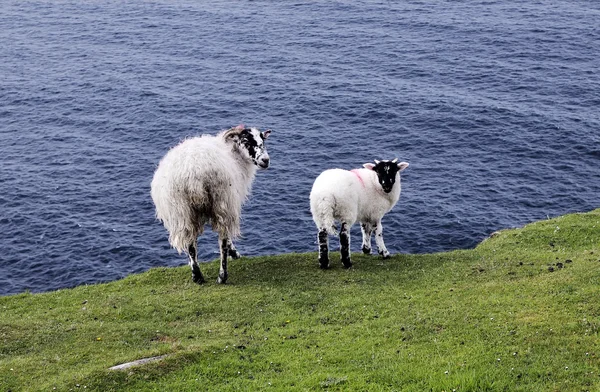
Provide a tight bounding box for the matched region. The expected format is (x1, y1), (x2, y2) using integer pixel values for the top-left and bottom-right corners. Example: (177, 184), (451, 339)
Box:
(260, 156), (270, 168)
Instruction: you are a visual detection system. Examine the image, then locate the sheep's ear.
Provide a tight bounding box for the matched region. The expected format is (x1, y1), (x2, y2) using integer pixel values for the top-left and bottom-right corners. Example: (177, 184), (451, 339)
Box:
(363, 163), (376, 170)
(397, 162), (409, 172)
(262, 130), (271, 139)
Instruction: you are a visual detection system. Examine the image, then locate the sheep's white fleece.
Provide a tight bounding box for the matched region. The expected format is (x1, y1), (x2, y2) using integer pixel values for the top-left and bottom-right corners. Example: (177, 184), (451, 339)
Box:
(150, 132), (256, 253)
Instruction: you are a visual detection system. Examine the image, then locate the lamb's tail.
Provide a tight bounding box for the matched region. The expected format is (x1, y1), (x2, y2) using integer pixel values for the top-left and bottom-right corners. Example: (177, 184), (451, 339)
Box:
(310, 194), (338, 236)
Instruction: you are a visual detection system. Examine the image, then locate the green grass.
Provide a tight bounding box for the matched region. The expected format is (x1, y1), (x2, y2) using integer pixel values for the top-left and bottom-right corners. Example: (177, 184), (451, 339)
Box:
(2, 209), (600, 391)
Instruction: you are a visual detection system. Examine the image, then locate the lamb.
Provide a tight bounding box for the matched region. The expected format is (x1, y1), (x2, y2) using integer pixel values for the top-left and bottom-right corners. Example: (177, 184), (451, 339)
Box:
(150, 125), (271, 284)
(309, 159), (409, 269)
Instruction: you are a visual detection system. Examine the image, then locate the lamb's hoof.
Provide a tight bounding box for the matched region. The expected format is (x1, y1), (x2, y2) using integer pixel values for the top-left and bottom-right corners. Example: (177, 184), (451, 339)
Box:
(379, 251), (391, 259)
(216, 275), (228, 284)
(192, 274), (206, 285)
(342, 260), (353, 269)
(229, 249), (241, 259)
(362, 246), (371, 255)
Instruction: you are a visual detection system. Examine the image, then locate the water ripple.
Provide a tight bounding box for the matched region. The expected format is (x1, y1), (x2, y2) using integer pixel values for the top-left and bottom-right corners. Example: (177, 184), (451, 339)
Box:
(0, 0), (599, 295)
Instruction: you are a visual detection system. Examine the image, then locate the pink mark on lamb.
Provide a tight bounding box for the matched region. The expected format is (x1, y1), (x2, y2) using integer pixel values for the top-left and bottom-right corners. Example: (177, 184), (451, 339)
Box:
(351, 169), (365, 187)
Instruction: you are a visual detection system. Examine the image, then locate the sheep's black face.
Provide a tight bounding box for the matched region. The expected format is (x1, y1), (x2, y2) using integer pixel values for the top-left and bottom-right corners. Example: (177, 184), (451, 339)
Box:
(240, 128), (271, 169)
(365, 159), (410, 193)
(374, 161), (400, 193)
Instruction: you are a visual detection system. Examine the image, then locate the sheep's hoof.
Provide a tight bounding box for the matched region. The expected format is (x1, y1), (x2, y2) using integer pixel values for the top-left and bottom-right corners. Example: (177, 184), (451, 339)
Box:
(342, 260), (353, 269)
(192, 274), (206, 285)
(229, 249), (241, 259)
(362, 246), (371, 255)
(319, 259), (330, 269)
(216, 275), (228, 284)
(379, 251), (391, 259)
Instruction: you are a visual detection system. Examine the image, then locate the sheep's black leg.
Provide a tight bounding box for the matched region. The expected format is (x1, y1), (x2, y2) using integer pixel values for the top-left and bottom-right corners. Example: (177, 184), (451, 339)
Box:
(227, 239), (241, 259)
(217, 236), (229, 284)
(340, 222), (352, 269)
(318, 228), (329, 269)
(361, 223), (373, 255)
(188, 242), (205, 284)
(375, 221), (390, 259)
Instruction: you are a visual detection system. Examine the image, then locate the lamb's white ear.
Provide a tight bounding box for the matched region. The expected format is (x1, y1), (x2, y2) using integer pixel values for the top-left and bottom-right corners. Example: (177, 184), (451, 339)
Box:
(262, 129), (271, 139)
(363, 163), (376, 170)
(397, 162), (409, 172)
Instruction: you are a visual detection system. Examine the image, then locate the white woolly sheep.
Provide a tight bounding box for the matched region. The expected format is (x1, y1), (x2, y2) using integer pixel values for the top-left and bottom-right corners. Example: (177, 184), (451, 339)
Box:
(151, 125), (271, 284)
(309, 159), (409, 269)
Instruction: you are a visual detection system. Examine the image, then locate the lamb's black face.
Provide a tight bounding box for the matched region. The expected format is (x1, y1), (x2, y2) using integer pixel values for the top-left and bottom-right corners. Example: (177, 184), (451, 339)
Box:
(239, 127), (271, 169)
(373, 161), (400, 193)
(364, 159), (410, 193)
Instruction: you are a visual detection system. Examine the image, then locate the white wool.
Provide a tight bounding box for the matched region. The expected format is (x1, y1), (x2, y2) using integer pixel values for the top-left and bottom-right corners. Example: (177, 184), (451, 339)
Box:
(150, 131), (257, 253)
(309, 167), (402, 235)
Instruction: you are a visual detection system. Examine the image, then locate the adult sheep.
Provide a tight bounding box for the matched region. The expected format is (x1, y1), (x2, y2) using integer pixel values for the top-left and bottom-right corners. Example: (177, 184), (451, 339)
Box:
(309, 159), (409, 269)
(151, 125), (271, 284)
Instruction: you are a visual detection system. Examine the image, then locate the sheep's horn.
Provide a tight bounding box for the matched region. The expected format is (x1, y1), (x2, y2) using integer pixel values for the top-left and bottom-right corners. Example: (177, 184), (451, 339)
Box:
(223, 126), (245, 140)
(392, 158), (398, 163)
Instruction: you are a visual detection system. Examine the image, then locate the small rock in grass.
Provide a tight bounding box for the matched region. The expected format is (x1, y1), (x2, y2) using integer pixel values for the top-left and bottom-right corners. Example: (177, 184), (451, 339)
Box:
(548, 266), (555, 272)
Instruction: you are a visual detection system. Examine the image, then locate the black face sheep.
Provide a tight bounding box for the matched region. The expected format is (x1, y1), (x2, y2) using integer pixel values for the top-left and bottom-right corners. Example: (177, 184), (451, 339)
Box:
(151, 125), (271, 284)
(309, 159), (409, 269)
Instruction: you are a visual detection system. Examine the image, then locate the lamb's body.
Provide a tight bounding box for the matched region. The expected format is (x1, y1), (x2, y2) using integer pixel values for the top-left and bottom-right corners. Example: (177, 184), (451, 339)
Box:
(310, 168), (401, 235)
(310, 160), (409, 268)
(151, 126), (270, 284)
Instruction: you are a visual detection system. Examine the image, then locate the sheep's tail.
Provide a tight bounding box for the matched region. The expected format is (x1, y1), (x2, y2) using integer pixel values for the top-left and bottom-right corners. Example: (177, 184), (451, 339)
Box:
(168, 228), (198, 255)
(153, 204), (203, 255)
(310, 194), (338, 236)
(157, 204), (242, 254)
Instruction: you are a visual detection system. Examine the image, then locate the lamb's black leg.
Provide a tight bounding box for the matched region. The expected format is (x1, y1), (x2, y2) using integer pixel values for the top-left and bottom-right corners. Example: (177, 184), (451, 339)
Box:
(375, 220), (390, 259)
(318, 228), (330, 269)
(227, 239), (241, 259)
(188, 242), (205, 284)
(340, 222), (352, 269)
(217, 236), (229, 284)
(361, 223), (373, 255)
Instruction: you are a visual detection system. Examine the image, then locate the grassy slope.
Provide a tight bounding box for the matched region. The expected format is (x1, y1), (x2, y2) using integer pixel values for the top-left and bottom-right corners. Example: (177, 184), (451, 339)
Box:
(1, 209), (600, 391)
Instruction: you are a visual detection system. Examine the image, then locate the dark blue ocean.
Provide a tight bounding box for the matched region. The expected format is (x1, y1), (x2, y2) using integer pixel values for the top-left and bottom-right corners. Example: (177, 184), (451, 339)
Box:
(1, 1), (599, 296)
